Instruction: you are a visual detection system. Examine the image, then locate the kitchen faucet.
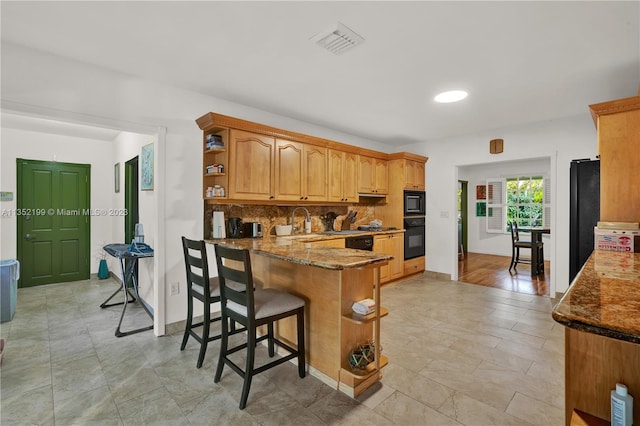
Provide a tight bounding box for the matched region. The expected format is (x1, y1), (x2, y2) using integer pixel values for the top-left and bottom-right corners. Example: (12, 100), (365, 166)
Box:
(291, 207), (311, 234)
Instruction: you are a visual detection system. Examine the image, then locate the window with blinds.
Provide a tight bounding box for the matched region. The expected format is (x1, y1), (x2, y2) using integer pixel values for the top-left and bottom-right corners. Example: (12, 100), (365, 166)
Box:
(485, 176), (550, 233)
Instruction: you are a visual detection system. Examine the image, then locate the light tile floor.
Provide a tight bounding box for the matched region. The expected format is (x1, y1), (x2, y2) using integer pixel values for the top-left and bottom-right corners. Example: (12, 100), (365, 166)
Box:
(0, 274), (564, 425)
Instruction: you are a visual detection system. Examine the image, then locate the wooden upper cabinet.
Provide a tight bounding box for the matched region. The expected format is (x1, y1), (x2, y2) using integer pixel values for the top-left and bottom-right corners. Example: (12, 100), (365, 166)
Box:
(302, 145), (328, 201)
(275, 140), (328, 201)
(197, 113), (425, 206)
(274, 139), (303, 201)
(328, 149), (358, 202)
(374, 158), (389, 194)
(228, 129), (275, 200)
(590, 96), (640, 223)
(343, 152), (358, 201)
(405, 160), (425, 190)
(358, 156), (388, 194)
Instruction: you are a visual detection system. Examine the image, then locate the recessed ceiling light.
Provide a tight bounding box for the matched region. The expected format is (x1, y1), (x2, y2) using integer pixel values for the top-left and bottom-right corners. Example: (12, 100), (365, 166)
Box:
(434, 90), (468, 103)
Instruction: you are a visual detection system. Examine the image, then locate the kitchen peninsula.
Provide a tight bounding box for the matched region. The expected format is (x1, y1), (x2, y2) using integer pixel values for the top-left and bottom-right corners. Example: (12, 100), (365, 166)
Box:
(206, 234), (394, 397)
(552, 251), (640, 425)
(552, 92), (640, 425)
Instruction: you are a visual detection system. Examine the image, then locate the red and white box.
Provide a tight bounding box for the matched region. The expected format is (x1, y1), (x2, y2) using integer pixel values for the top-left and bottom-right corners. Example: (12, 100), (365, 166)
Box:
(594, 227), (638, 252)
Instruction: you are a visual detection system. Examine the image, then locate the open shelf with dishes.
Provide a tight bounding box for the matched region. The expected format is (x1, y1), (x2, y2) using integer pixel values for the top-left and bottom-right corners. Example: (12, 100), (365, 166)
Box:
(203, 128), (228, 201)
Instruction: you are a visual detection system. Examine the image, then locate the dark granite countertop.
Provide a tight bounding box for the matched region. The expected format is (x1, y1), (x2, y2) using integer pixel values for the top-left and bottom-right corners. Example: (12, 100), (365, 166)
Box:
(205, 231), (397, 270)
(552, 251), (640, 343)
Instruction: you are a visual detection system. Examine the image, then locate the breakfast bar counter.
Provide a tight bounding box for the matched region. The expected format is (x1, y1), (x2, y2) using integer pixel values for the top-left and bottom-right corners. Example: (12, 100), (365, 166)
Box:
(207, 233), (395, 270)
(206, 236), (393, 397)
(552, 251), (640, 425)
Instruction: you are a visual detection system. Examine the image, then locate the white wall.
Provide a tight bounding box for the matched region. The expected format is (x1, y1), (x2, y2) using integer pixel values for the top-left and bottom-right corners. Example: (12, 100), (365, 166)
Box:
(111, 131), (158, 306)
(0, 126), (114, 273)
(460, 158), (551, 258)
(1, 43), (389, 326)
(400, 115), (598, 293)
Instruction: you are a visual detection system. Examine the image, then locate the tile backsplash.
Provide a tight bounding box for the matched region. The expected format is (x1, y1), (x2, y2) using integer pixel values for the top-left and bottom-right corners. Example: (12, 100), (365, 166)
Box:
(204, 204), (379, 238)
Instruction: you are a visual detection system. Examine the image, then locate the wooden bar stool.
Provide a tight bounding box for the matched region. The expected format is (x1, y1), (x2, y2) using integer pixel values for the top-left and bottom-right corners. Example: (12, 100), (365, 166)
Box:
(180, 237), (244, 368)
(213, 244), (306, 410)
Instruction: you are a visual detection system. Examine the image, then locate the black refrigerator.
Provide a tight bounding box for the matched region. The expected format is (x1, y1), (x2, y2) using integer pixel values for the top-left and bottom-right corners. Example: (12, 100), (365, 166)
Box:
(569, 159), (600, 283)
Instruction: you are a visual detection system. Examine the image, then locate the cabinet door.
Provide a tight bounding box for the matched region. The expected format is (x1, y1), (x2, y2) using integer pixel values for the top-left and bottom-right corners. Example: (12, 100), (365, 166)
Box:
(328, 150), (358, 202)
(389, 234), (404, 281)
(374, 235), (391, 283)
(275, 139), (303, 201)
(374, 234), (404, 283)
(303, 145), (328, 201)
(357, 155), (375, 193)
(414, 161), (426, 190)
(374, 159), (389, 194)
(328, 149), (346, 202)
(312, 238), (345, 248)
(405, 160), (425, 190)
(598, 109), (640, 222)
(229, 129), (275, 200)
(343, 152), (358, 202)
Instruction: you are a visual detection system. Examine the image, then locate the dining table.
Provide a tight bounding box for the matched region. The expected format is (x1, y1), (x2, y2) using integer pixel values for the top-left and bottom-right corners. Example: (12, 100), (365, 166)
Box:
(518, 226), (551, 276)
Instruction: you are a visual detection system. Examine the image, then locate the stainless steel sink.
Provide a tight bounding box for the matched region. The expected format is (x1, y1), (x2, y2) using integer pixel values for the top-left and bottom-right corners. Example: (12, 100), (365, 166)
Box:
(321, 230), (368, 235)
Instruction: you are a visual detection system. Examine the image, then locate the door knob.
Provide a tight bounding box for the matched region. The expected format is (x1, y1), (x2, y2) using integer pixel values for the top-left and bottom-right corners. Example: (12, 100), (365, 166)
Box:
(24, 233), (36, 240)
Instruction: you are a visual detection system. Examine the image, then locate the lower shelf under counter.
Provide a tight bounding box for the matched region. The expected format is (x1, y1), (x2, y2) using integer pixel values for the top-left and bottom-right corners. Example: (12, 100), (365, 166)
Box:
(248, 251), (388, 397)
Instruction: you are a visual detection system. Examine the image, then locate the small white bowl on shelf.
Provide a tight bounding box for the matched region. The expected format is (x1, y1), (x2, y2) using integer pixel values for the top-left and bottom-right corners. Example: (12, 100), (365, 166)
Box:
(275, 225), (292, 236)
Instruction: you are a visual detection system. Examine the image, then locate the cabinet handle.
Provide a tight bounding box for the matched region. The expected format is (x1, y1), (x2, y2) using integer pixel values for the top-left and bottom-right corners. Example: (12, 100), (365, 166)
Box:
(269, 195), (274, 199)
(300, 196), (304, 200)
(305, 196), (308, 200)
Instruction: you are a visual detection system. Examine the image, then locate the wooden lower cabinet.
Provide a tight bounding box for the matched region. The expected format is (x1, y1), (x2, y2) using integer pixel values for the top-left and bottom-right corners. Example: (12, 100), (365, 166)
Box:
(374, 233), (404, 283)
(404, 256), (425, 276)
(250, 253), (388, 397)
(311, 238), (345, 248)
(564, 327), (640, 425)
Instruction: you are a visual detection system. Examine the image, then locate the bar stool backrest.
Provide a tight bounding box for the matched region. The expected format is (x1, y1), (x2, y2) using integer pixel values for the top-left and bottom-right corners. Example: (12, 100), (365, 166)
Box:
(213, 244), (255, 325)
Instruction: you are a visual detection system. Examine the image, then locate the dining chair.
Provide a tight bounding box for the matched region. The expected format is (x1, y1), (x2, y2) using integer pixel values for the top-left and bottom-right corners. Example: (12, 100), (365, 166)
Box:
(509, 221), (544, 273)
(213, 243), (306, 410)
(180, 237), (244, 368)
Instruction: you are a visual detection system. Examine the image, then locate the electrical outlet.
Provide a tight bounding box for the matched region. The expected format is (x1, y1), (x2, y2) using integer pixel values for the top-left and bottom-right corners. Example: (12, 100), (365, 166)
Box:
(170, 282), (180, 296)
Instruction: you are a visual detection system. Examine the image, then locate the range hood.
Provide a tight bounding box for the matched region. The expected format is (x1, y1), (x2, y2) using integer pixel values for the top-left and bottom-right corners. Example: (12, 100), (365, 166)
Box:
(358, 193), (387, 198)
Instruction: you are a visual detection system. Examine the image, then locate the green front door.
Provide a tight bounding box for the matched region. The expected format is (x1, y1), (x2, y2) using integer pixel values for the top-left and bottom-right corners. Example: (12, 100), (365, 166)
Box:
(17, 159), (90, 287)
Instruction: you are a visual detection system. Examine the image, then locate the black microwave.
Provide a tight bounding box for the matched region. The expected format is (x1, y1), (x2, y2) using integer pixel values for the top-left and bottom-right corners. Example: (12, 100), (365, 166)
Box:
(404, 190), (426, 216)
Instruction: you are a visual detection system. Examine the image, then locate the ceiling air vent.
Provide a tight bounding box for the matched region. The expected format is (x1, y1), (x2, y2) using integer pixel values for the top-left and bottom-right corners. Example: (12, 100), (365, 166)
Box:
(310, 22), (364, 55)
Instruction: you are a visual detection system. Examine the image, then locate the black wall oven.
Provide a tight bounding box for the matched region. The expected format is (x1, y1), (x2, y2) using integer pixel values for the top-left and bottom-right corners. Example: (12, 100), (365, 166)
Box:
(404, 190), (426, 216)
(404, 217), (425, 260)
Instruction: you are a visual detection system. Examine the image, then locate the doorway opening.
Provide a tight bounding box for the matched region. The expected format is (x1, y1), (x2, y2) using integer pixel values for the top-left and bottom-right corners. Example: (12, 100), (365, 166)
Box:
(456, 158), (554, 297)
(124, 156), (139, 287)
(458, 180), (467, 260)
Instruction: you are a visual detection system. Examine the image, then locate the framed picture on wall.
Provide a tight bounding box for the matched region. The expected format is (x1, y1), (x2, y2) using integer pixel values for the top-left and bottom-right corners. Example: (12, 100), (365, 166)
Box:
(114, 162), (120, 193)
(476, 202), (486, 217)
(476, 184), (486, 200)
(141, 142), (154, 191)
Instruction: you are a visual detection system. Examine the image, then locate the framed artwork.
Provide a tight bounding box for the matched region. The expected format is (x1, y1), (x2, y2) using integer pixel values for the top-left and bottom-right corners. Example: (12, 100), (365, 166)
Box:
(476, 184), (486, 200)
(476, 202), (487, 217)
(141, 142), (154, 191)
(114, 162), (120, 193)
